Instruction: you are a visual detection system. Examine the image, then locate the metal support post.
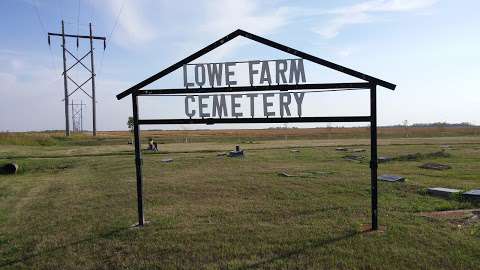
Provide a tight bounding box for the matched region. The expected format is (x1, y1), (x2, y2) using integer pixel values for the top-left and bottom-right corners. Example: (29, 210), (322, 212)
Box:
(132, 94), (145, 226)
(370, 84), (378, 230)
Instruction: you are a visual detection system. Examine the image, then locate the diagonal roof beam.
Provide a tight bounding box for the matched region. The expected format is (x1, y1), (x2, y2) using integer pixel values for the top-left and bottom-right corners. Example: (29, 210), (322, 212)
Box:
(237, 30), (396, 91)
(116, 30), (243, 100)
(116, 29), (395, 100)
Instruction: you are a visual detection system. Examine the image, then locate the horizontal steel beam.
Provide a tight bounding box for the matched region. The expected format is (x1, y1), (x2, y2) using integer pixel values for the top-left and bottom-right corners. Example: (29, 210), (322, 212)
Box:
(137, 82), (371, 96)
(48, 32), (106, 40)
(138, 116), (371, 125)
(185, 58), (302, 66)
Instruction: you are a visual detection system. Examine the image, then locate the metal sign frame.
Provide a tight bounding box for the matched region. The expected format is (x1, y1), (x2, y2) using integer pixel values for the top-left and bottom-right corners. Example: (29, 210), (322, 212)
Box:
(116, 29), (396, 230)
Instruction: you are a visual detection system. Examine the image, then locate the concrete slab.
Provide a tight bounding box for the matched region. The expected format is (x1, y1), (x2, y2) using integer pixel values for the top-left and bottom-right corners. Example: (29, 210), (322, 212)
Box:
(463, 189), (480, 201)
(378, 175), (405, 182)
(427, 187), (462, 198)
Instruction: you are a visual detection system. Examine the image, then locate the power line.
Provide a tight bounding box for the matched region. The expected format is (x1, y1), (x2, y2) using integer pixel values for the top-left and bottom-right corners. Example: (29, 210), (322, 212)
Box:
(89, 0), (96, 25)
(58, 0), (63, 20)
(98, 0), (126, 76)
(108, 0), (126, 40)
(32, 0), (58, 71)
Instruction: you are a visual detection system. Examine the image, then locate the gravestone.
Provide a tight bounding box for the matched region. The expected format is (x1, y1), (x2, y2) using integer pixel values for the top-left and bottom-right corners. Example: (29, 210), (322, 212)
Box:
(419, 163), (451, 170)
(161, 158), (173, 163)
(353, 149), (366, 153)
(463, 189), (480, 201)
(228, 145), (244, 158)
(427, 187), (461, 198)
(378, 175), (405, 182)
(290, 149), (300, 153)
(335, 147), (348, 151)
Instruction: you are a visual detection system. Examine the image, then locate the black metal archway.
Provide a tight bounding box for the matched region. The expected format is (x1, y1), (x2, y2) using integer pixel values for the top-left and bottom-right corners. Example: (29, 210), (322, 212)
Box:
(116, 29), (396, 230)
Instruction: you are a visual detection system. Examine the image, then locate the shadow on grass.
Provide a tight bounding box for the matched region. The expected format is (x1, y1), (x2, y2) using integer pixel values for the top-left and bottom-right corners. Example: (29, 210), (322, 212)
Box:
(234, 230), (362, 270)
(0, 226), (131, 268)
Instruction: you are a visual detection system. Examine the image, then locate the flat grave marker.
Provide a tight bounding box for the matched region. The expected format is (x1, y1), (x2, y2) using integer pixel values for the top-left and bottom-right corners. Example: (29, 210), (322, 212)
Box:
(343, 155), (365, 162)
(419, 163), (451, 170)
(427, 187), (462, 198)
(378, 156), (392, 163)
(378, 175), (405, 182)
(463, 189), (480, 201)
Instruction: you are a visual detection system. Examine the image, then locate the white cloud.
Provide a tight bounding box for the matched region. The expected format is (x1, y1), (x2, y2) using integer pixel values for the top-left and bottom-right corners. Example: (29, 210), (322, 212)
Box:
(315, 0), (438, 39)
(193, 0), (290, 61)
(200, 0), (287, 36)
(0, 72), (17, 91)
(93, 0), (290, 57)
(338, 47), (354, 57)
(101, 0), (156, 48)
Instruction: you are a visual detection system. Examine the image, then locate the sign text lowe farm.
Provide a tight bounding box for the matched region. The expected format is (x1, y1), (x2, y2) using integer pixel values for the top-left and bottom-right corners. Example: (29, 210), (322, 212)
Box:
(182, 59), (307, 118)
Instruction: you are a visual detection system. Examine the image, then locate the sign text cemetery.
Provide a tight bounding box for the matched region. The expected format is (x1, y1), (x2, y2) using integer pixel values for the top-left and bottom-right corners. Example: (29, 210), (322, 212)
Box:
(183, 59), (306, 118)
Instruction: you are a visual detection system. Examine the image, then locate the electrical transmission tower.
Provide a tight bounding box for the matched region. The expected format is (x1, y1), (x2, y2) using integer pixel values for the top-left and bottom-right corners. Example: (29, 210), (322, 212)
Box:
(48, 20), (106, 136)
(71, 100), (86, 133)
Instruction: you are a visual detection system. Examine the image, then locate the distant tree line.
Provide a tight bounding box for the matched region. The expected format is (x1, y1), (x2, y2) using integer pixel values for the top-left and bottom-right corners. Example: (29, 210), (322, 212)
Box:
(387, 122), (475, 128)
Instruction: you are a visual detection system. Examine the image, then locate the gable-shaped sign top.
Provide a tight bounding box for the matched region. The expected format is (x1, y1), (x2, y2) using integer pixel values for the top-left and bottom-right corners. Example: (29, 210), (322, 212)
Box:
(116, 29), (395, 100)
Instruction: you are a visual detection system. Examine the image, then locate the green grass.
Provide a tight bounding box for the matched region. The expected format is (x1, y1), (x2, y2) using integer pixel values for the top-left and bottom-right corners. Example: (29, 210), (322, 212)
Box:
(0, 135), (479, 269)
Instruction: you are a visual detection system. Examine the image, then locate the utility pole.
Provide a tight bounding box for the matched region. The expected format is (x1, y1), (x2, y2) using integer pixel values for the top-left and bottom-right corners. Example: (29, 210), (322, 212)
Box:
(71, 100), (86, 133)
(61, 21), (69, 136)
(89, 23), (97, 136)
(48, 20), (106, 136)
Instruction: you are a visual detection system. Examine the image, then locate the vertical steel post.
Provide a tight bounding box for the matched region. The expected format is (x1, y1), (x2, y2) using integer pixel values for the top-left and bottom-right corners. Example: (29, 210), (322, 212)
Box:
(61, 20), (70, 136)
(89, 23), (97, 136)
(71, 100), (74, 132)
(132, 93), (145, 226)
(81, 101), (83, 132)
(370, 84), (378, 230)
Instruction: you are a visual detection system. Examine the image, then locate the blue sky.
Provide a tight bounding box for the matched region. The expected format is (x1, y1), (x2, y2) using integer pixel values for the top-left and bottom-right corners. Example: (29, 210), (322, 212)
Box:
(0, 0), (479, 131)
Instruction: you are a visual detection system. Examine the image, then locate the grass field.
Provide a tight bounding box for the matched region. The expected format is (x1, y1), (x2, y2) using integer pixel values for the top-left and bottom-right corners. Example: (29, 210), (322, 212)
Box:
(0, 127), (479, 269)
